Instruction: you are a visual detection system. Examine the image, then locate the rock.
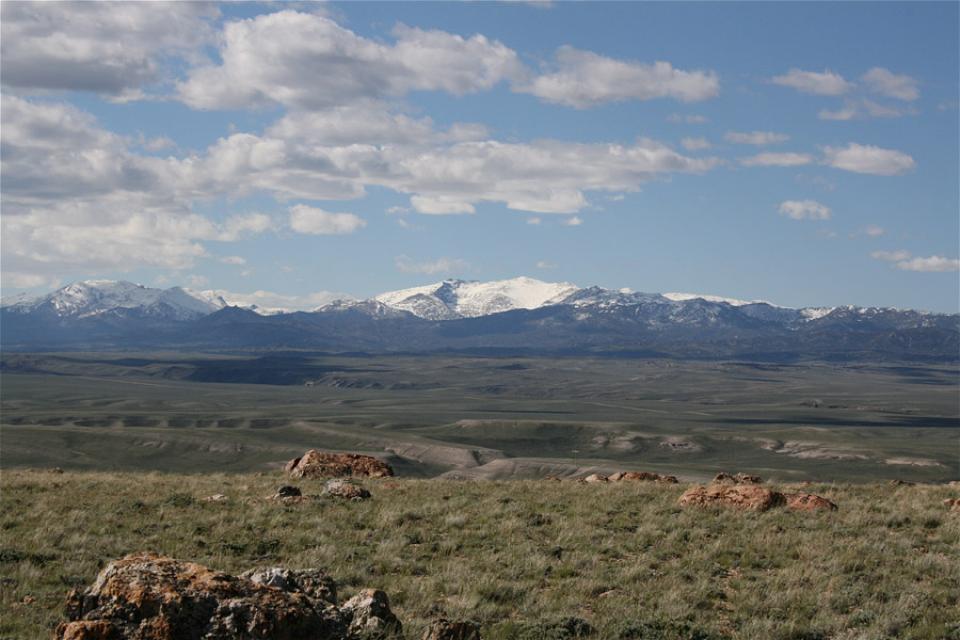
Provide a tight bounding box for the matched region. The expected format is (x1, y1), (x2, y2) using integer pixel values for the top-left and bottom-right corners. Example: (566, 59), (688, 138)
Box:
(620, 471), (678, 483)
(783, 492), (838, 511)
(607, 472), (625, 482)
(55, 552), (352, 639)
(242, 567), (337, 605)
(340, 588), (402, 638)
(713, 472), (763, 484)
(276, 485), (302, 498)
(287, 450), (394, 479)
(204, 493), (228, 502)
(324, 479), (371, 501)
(582, 473), (608, 483)
(55, 552), (402, 640)
(889, 479), (915, 486)
(679, 484), (785, 511)
(422, 619), (481, 640)
(944, 498), (960, 512)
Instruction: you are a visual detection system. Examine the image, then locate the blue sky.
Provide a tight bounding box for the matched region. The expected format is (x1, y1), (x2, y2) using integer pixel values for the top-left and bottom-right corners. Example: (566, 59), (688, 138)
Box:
(1, 1), (957, 312)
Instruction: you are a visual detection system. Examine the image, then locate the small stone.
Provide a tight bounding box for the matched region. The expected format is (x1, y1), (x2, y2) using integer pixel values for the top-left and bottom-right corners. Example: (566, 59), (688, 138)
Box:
(276, 485), (302, 498)
(204, 493), (228, 502)
(423, 619), (482, 640)
(324, 479), (371, 501)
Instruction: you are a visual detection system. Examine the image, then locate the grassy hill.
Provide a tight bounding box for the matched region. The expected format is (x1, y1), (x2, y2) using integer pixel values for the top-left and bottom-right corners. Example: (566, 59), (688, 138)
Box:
(2, 470), (958, 639)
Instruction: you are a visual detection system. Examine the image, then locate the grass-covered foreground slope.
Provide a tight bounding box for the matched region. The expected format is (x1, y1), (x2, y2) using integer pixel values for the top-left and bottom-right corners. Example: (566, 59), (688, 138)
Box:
(2, 471), (958, 639)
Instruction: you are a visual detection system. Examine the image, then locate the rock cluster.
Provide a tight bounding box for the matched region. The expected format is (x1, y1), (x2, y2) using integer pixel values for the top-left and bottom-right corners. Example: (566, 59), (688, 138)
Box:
(55, 552), (401, 640)
(680, 482), (837, 512)
(286, 450), (394, 479)
(713, 472), (763, 484)
(582, 471), (678, 484)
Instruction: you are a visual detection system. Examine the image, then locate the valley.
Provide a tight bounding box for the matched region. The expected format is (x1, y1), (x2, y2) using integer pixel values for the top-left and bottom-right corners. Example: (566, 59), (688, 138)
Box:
(3, 353), (957, 482)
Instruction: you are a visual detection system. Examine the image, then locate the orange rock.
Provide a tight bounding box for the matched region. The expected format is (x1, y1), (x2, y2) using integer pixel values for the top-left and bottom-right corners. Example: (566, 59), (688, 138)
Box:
(679, 484), (785, 511)
(287, 450), (394, 479)
(582, 473), (608, 483)
(783, 492), (838, 511)
(54, 552), (401, 639)
(944, 498), (960, 512)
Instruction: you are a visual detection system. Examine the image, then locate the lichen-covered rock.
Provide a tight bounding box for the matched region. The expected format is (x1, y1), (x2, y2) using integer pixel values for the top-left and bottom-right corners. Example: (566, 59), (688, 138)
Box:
(423, 619), (481, 640)
(287, 450), (394, 479)
(679, 484), (785, 511)
(783, 492), (838, 511)
(340, 589), (402, 638)
(241, 567), (337, 605)
(713, 472), (763, 484)
(54, 552), (400, 640)
(324, 479), (371, 501)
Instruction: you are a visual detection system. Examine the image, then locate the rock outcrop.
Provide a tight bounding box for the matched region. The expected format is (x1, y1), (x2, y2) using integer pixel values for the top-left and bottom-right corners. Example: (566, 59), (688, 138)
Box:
(680, 485), (837, 512)
(287, 450), (394, 479)
(620, 471), (678, 483)
(713, 472), (762, 484)
(783, 492), (838, 511)
(679, 484), (785, 511)
(423, 619), (482, 640)
(54, 552), (401, 640)
(323, 479), (372, 501)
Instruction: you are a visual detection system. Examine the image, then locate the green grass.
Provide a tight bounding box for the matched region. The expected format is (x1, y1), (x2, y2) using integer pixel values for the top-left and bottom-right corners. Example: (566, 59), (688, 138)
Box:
(2, 470), (959, 639)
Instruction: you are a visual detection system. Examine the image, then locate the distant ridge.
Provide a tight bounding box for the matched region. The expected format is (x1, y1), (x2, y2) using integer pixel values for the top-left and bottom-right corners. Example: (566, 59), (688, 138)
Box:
(2, 278), (957, 360)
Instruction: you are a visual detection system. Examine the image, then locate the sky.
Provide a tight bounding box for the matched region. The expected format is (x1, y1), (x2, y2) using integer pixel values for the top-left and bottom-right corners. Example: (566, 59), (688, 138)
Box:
(1, 1), (958, 312)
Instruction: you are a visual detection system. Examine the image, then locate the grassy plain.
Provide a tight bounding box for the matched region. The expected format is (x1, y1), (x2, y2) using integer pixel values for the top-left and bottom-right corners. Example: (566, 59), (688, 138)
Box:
(2, 470), (959, 639)
(1, 353), (958, 482)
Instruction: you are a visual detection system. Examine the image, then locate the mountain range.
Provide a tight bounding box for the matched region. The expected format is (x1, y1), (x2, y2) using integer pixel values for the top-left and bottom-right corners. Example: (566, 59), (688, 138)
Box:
(2, 277), (957, 361)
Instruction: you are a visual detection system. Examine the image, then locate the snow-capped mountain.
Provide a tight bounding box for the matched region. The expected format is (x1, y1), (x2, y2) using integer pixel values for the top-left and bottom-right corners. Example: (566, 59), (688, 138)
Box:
(2, 280), (222, 321)
(373, 276), (579, 320)
(3, 278), (955, 360)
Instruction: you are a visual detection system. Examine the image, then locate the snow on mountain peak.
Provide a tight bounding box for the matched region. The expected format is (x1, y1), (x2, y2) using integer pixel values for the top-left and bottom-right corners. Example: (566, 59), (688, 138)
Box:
(375, 276), (579, 320)
(662, 292), (779, 307)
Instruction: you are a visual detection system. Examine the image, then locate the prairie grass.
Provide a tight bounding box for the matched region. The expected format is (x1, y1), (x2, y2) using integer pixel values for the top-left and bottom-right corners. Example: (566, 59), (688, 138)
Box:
(0, 470), (958, 639)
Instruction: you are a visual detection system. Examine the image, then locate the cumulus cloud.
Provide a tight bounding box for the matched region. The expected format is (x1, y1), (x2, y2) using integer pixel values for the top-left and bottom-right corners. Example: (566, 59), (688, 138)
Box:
(395, 255), (470, 275)
(772, 68), (852, 95)
(778, 200), (831, 220)
(289, 205), (366, 235)
(740, 152), (813, 167)
(864, 225), (886, 238)
(724, 131), (789, 145)
(515, 46), (719, 108)
(872, 250), (959, 272)
(861, 67), (919, 101)
(819, 99), (917, 121)
(681, 137), (711, 151)
(822, 143), (915, 176)
(1, 1), (217, 95)
(178, 11), (522, 110)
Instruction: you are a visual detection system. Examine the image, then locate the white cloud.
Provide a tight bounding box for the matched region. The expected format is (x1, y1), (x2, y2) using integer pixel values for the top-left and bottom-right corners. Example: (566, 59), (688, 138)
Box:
(562, 216), (583, 226)
(667, 113), (708, 124)
(820, 99), (917, 120)
(410, 196), (476, 215)
(219, 255), (247, 265)
(871, 250), (912, 262)
(289, 205), (366, 235)
(894, 256), (960, 272)
(778, 200), (831, 221)
(872, 250), (960, 272)
(178, 11), (522, 110)
(207, 288), (348, 312)
(822, 143), (915, 176)
(681, 137), (711, 151)
(724, 131), (789, 145)
(185, 274), (209, 288)
(536, 260), (557, 269)
(1, 2), (217, 95)
(818, 105), (858, 121)
(861, 67), (919, 101)
(740, 152), (813, 167)
(218, 213), (273, 241)
(772, 68), (852, 96)
(516, 46), (719, 108)
(395, 255), (470, 275)
(526, 217), (542, 225)
(864, 225), (886, 238)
